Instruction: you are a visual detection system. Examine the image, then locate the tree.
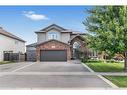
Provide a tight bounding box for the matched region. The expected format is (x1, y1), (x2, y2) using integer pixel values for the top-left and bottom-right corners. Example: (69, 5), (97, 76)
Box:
(83, 6), (127, 68)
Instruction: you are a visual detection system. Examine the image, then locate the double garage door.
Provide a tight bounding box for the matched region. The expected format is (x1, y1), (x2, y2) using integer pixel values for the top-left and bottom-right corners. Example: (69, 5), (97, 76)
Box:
(40, 50), (67, 61)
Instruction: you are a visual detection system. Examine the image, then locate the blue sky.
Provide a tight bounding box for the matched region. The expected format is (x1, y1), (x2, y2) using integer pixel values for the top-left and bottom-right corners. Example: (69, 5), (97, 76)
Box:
(0, 6), (92, 44)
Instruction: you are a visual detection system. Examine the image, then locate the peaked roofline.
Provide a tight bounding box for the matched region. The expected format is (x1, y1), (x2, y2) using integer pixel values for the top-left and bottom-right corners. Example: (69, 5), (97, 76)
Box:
(71, 32), (86, 35)
(0, 27), (25, 42)
(69, 35), (85, 43)
(35, 24), (86, 34)
(36, 39), (70, 47)
(40, 24), (67, 31)
(26, 42), (37, 47)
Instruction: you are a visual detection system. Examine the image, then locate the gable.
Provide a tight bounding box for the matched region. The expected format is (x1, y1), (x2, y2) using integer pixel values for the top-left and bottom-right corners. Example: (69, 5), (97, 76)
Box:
(40, 24), (67, 32)
(46, 28), (61, 33)
(36, 39), (70, 47)
(35, 24), (72, 34)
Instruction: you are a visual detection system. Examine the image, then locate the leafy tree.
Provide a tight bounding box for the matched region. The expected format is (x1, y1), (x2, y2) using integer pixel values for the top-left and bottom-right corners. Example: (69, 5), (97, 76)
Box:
(83, 6), (127, 67)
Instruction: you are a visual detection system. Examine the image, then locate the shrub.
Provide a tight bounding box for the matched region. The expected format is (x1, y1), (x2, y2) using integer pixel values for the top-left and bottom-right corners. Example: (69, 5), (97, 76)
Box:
(81, 56), (90, 63)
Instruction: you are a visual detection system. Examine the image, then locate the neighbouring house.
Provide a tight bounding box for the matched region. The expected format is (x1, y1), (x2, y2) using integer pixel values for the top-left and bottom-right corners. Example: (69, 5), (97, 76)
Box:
(0, 27), (25, 61)
(26, 24), (92, 62)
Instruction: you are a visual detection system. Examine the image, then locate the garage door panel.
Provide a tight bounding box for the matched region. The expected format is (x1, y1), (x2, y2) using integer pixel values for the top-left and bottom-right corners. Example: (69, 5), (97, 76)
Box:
(40, 50), (67, 61)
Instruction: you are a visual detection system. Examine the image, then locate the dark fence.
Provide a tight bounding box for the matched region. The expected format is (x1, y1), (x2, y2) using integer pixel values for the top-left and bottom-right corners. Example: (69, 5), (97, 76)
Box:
(26, 50), (36, 61)
(4, 53), (26, 62)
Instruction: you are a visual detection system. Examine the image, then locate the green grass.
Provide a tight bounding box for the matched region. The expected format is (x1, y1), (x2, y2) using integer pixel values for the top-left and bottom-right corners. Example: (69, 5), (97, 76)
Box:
(105, 76), (127, 87)
(84, 60), (124, 72)
(0, 61), (15, 65)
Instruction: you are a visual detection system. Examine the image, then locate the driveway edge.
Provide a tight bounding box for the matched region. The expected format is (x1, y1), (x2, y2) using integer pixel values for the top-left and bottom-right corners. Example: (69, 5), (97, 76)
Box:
(81, 62), (119, 88)
(11, 62), (36, 72)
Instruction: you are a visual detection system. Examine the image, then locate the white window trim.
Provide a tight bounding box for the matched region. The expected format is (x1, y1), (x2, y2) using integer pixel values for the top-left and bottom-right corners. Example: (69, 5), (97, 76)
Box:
(48, 32), (58, 40)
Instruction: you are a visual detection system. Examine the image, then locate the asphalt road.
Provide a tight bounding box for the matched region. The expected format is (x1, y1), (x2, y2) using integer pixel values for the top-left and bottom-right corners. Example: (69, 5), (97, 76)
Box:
(0, 61), (112, 89)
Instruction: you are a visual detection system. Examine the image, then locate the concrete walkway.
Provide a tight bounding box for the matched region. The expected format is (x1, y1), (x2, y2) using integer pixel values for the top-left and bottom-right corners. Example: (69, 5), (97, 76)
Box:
(0, 72), (127, 76)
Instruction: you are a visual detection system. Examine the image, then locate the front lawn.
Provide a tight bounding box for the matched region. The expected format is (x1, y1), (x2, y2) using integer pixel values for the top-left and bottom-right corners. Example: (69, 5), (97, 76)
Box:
(105, 76), (127, 87)
(84, 60), (124, 72)
(0, 61), (15, 65)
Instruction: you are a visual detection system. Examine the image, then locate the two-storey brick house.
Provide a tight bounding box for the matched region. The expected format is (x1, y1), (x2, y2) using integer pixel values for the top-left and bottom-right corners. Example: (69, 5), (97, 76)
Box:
(26, 24), (90, 62)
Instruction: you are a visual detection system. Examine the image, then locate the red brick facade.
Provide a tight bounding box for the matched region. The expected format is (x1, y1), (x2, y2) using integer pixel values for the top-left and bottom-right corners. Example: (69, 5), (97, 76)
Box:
(36, 40), (71, 61)
(70, 36), (91, 58)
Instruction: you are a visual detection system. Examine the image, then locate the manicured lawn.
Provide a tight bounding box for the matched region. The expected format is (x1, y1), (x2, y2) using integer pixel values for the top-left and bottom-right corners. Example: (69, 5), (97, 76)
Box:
(105, 76), (127, 87)
(84, 60), (124, 72)
(0, 61), (15, 65)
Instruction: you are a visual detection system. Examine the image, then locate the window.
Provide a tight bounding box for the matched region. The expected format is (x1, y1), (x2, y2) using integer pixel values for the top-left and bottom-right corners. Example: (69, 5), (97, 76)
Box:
(73, 42), (81, 49)
(48, 32), (58, 40)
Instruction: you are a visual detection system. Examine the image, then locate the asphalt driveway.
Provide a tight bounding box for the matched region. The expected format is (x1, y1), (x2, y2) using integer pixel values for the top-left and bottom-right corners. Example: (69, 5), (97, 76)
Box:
(0, 61), (112, 89)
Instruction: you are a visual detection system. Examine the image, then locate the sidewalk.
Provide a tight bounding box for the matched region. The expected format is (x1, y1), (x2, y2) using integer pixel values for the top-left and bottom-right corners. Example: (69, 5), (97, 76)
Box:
(0, 72), (127, 76)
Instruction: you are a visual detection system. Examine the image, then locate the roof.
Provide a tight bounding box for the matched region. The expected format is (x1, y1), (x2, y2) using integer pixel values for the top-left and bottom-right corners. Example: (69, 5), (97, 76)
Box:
(0, 27), (25, 42)
(35, 24), (86, 35)
(71, 32), (86, 35)
(27, 36), (86, 47)
(40, 24), (67, 31)
(35, 24), (71, 33)
(26, 43), (37, 47)
(27, 40), (70, 47)
(69, 35), (85, 42)
(36, 39), (70, 46)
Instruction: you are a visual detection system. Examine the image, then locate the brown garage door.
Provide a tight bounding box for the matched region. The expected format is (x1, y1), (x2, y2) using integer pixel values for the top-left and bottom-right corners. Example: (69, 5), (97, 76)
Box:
(40, 50), (67, 61)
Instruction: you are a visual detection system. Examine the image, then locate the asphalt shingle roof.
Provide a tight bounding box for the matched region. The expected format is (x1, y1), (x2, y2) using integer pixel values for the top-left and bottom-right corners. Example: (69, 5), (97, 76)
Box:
(0, 27), (25, 42)
(26, 43), (37, 47)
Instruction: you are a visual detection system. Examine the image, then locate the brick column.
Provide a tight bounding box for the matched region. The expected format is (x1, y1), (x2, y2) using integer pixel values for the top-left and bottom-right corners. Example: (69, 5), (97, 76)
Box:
(67, 47), (71, 60)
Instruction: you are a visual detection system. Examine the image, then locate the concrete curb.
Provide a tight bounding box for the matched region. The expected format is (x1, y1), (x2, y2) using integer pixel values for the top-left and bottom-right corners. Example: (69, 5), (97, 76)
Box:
(81, 62), (119, 88)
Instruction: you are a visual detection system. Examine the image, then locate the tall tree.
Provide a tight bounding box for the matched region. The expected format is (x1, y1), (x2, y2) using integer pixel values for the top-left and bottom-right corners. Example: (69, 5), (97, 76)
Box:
(83, 6), (127, 68)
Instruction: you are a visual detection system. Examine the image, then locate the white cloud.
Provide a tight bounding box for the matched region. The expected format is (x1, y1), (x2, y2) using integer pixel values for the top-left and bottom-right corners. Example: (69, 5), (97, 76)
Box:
(23, 11), (49, 21)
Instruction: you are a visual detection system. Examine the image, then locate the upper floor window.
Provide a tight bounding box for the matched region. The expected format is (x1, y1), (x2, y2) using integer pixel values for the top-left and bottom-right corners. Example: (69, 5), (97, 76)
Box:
(48, 32), (58, 40)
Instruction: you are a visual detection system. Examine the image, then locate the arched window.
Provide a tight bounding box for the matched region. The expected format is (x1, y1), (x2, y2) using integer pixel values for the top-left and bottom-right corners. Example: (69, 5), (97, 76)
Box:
(73, 42), (81, 49)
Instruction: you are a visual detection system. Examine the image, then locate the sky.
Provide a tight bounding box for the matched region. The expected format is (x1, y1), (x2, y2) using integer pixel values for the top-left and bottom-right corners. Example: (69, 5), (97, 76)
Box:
(0, 6), (92, 45)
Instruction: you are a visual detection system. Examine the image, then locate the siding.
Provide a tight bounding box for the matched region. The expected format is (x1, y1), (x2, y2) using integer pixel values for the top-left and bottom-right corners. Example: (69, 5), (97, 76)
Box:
(37, 29), (71, 44)
(37, 33), (46, 44)
(0, 34), (25, 61)
(61, 33), (70, 43)
(70, 34), (77, 39)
